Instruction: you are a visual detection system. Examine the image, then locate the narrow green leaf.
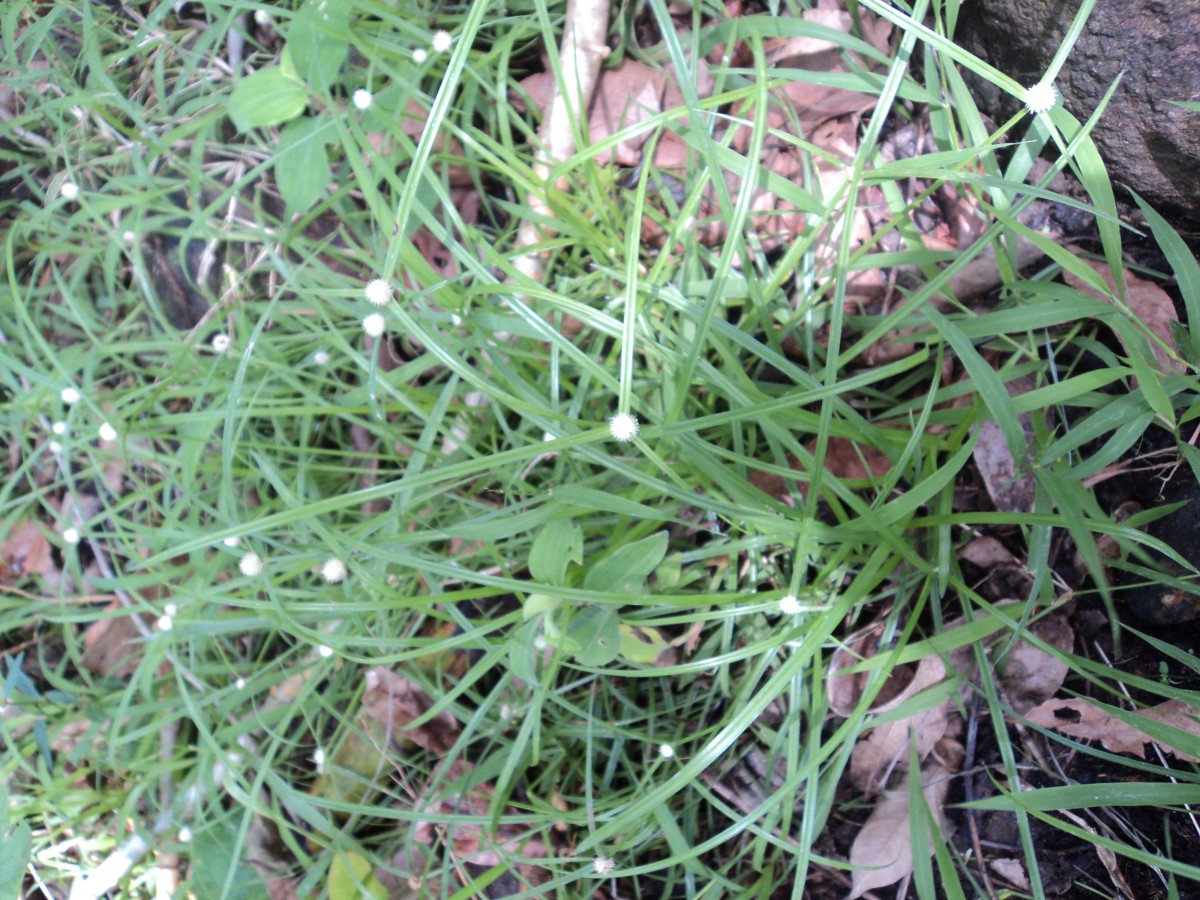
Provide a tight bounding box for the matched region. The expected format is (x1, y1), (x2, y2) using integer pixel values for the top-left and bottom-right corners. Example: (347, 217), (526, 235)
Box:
(228, 67), (307, 130)
(1130, 190), (1200, 364)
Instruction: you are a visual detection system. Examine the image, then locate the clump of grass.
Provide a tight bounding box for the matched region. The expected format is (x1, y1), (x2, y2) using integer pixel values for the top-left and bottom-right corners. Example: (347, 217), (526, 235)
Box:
(2, 0), (1199, 897)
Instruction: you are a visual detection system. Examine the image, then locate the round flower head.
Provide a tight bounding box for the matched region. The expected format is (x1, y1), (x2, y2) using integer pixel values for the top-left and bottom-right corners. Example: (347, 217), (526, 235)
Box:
(61, 386), (81, 404)
(363, 313), (386, 337)
(431, 30), (453, 53)
(593, 857), (615, 875)
(63, 527), (81, 545)
(98, 422), (117, 442)
(253, 9), (271, 26)
(658, 743), (675, 759)
(412, 47), (428, 64)
(608, 412), (639, 443)
(317, 644), (334, 658)
(779, 594), (802, 615)
(313, 350), (331, 366)
(321, 557), (347, 583)
(60, 181), (79, 201)
(364, 278), (394, 306)
(239, 551), (264, 577)
(353, 89), (373, 110)
(1023, 81), (1058, 116)
(211, 333), (231, 354)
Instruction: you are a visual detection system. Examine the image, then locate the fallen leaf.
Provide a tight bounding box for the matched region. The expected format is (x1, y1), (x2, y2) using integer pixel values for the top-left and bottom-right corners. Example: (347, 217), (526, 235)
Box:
(971, 374), (1041, 514)
(849, 698), (952, 794)
(1024, 697), (1200, 762)
(957, 535), (1020, 569)
(997, 612), (1074, 715)
(0, 521), (55, 583)
(80, 604), (148, 678)
(1063, 255), (1184, 375)
(848, 762), (952, 899)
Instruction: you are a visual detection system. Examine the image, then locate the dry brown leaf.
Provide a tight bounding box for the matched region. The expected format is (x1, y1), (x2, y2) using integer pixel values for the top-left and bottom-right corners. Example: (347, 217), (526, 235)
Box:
(848, 762), (952, 899)
(1, 520), (55, 583)
(750, 435), (894, 505)
(362, 666), (460, 755)
(972, 374), (1041, 514)
(997, 612), (1074, 715)
(849, 699), (952, 794)
(1063, 255), (1184, 375)
(1024, 697), (1200, 762)
(957, 535), (1020, 569)
(80, 605), (148, 678)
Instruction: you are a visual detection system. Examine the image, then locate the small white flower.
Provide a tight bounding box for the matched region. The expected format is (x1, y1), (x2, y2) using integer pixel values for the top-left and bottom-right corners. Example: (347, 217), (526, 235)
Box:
(48, 440), (62, 454)
(211, 333), (231, 354)
(1023, 81), (1058, 116)
(608, 412), (639, 442)
(500, 703), (513, 720)
(593, 856), (615, 875)
(431, 30), (453, 53)
(51, 421), (66, 435)
(363, 313), (386, 337)
(234, 677), (246, 690)
(317, 644), (334, 658)
(63, 527), (80, 545)
(223, 535), (241, 548)
(239, 552), (264, 577)
(779, 594), (802, 615)
(533, 634), (548, 651)
(313, 747), (326, 771)
(364, 278), (393, 306)
(412, 47), (428, 64)
(164, 603), (178, 617)
(658, 743), (675, 759)
(313, 350), (331, 366)
(61, 386), (81, 404)
(60, 181), (79, 201)
(321, 557), (347, 583)
(121, 230), (136, 244)
(253, 9), (271, 26)
(98, 422), (117, 442)
(352, 88), (373, 110)
(156, 615), (173, 631)
(177, 825), (193, 843)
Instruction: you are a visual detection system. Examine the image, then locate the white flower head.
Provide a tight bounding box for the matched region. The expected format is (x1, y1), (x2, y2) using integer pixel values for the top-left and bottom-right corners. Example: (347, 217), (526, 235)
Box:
(178, 825), (193, 843)
(364, 278), (394, 306)
(239, 552), (264, 577)
(1023, 81), (1058, 116)
(316, 644), (334, 658)
(234, 677), (246, 690)
(321, 557), (347, 583)
(223, 535), (241, 548)
(363, 313), (386, 337)
(431, 30), (453, 53)
(60, 181), (79, 201)
(63, 527), (80, 545)
(48, 440), (62, 454)
(608, 412), (639, 443)
(51, 421), (66, 435)
(121, 230), (136, 244)
(412, 47), (428, 64)
(253, 9), (271, 26)
(313, 747), (326, 773)
(156, 614), (173, 631)
(352, 88), (373, 110)
(61, 386), (81, 404)
(98, 422), (117, 442)
(164, 603), (178, 617)
(593, 856), (615, 875)
(779, 594), (802, 615)
(658, 743), (675, 759)
(211, 333), (231, 354)
(313, 350), (331, 366)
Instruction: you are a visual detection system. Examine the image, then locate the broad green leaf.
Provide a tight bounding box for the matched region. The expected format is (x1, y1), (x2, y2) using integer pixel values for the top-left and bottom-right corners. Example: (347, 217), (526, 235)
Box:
(276, 116), (333, 213)
(569, 606), (621, 666)
(529, 522), (583, 585)
(583, 531), (669, 594)
(522, 593), (561, 620)
(329, 852), (388, 900)
(287, 0), (351, 93)
(228, 67), (307, 130)
(0, 820), (30, 897)
(507, 619), (543, 684)
(619, 623), (669, 664)
(190, 818), (270, 900)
